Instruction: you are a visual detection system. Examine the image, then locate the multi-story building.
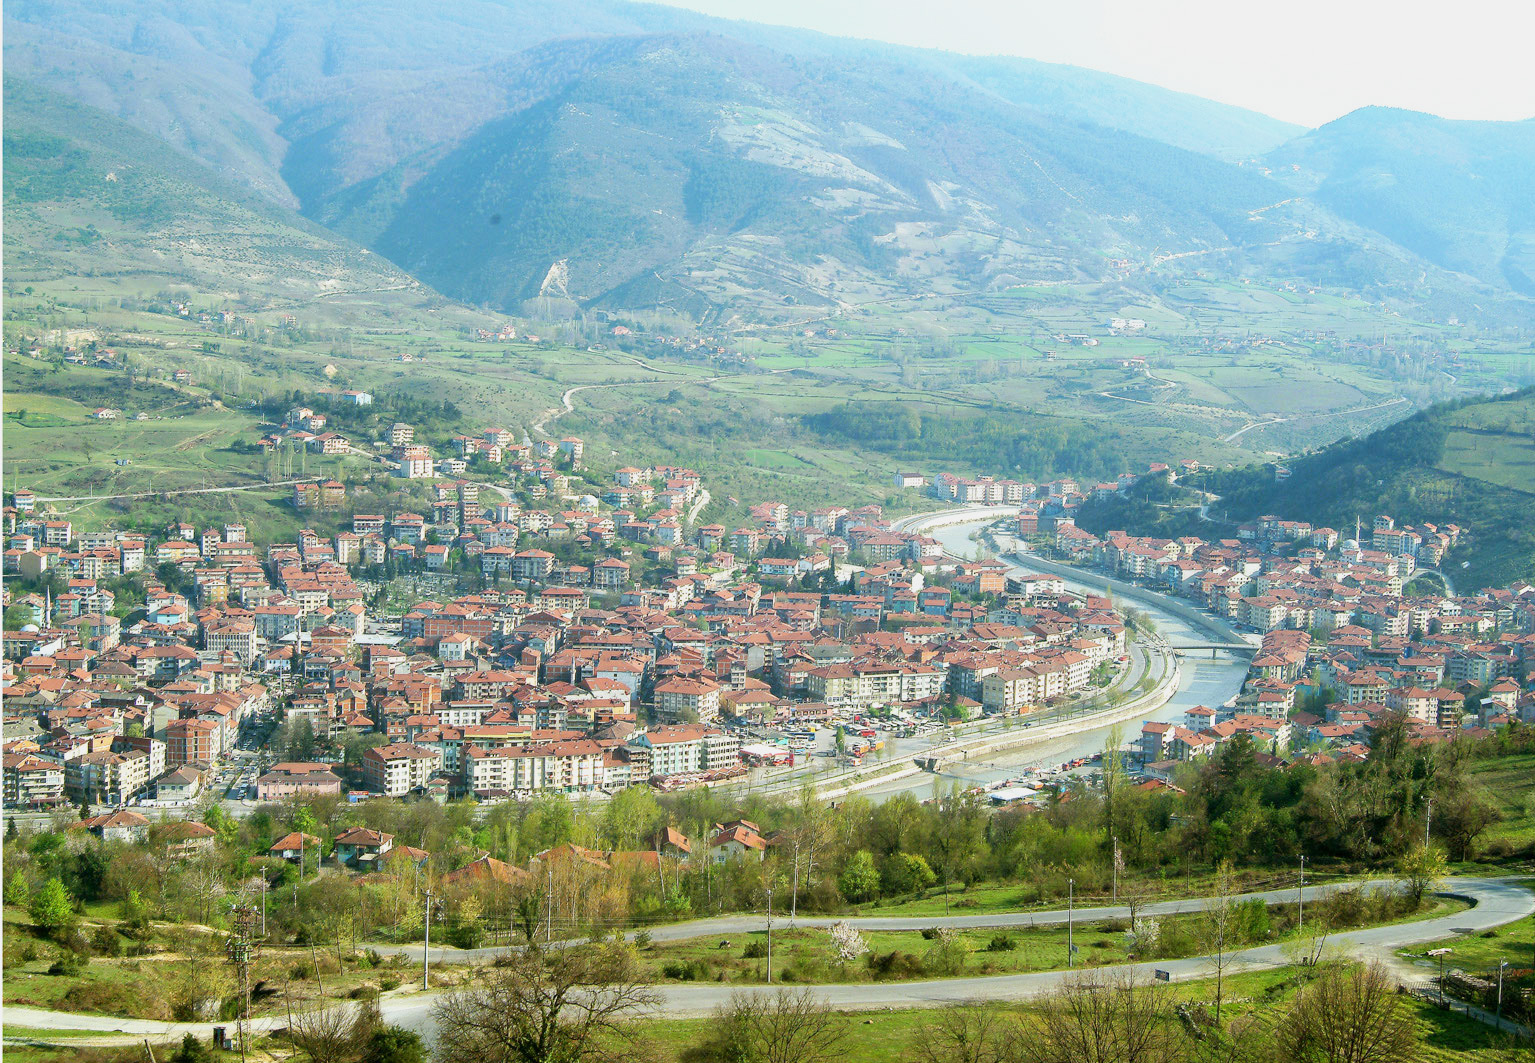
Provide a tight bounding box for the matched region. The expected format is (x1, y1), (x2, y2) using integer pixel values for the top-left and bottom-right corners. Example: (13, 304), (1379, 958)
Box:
(653, 675), (722, 722)
(362, 743), (443, 797)
(2, 753), (65, 808)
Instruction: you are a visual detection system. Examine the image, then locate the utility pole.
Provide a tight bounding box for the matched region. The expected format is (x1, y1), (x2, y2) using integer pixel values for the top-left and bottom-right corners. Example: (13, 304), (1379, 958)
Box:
(546, 861), (554, 944)
(1425, 798), (1433, 847)
(423, 888), (434, 991)
(1298, 854), (1306, 932)
(765, 887), (774, 984)
(225, 903), (257, 1063)
(1112, 836), (1120, 903)
(1068, 878), (1074, 969)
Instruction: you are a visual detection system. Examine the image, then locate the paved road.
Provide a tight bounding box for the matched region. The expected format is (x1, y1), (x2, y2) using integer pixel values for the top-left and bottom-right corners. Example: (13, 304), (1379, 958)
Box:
(8, 877), (1527, 1041)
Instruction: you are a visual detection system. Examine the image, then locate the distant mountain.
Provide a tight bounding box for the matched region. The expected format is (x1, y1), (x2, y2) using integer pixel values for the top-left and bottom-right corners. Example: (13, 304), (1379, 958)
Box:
(2, 78), (412, 301)
(4, 0), (1532, 318)
(1266, 107), (1535, 295)
(925, 53), (1302, 160)
(317, 32), (1309, 314)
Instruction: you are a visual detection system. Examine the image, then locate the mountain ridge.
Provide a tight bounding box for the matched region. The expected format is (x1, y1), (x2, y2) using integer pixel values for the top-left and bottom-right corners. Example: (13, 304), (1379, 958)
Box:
(4, 0), (1532, 320)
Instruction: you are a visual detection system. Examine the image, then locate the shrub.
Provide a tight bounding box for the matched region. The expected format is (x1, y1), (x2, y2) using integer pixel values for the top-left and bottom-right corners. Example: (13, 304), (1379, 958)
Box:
(379, 976), (401, 992)
(361, 948), (383, 968)
(634, 930), (652, 950)
(919, 927), (939, 940)
(662, 959), (710, 981)
(92, 924), (123, 957)
(742, 940), (768, 959)
(172, 1034), (214, 1063)
(49, 951), (89, 976)
(986, 933), (1017, 952)
(447, 923), (483, 950)
(924, 927), (971, 975)
(867, 950), (925, 978)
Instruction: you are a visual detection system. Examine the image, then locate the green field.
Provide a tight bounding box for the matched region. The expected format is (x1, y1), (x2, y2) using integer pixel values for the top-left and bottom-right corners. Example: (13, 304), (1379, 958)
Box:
(636, 895), (1471, 985)
(626, 967), (1519, 1063)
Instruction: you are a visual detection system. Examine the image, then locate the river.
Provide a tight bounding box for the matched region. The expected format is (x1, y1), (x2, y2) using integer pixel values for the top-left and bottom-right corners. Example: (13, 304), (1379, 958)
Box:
(856, 516), (1249, 803)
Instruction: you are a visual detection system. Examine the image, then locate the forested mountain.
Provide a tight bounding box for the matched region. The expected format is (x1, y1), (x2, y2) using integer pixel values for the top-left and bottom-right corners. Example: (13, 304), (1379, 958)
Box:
(4, 0), (1532, 319)
(2, 78), (411, 300)
(1265, 107), (1535, 295)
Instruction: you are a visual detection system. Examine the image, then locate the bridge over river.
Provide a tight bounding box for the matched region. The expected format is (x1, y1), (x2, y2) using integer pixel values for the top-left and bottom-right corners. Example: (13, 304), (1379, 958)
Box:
(1166, 641), (1259, 656)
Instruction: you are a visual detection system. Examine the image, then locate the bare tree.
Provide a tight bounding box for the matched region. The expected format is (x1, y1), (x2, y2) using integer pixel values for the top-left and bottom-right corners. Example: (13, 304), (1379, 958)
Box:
(433, 943), (658, 1063)
(184, 858), (227, 925)
(1281, 903), (1333, 970)
(166, 943), (236, 1022)
(1274, 962), (1419, 1063)
(1024, 972), (1177, 1063)
(710, 989), (847, 1063)
(1200, 861), (1238, 1022)
(909, 1003), (1015, 1063)
(286, 994), (377, 1063)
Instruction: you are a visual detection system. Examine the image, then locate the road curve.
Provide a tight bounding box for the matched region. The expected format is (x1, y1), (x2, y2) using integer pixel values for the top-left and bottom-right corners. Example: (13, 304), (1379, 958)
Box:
(6, 877), (1527, 1040)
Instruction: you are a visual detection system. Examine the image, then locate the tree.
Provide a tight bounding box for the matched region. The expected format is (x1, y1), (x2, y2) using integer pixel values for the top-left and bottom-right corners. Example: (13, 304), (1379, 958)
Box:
(601, 787), (661, 851)
(707, 989), (847, 1063)
(909, 1004), (1014, 1063)
(287, 994), (377, 1063)
(901, 853), (937, 896)
(924, 927), (971, 976)
(1026, 972), (1176, 1063)
(1200, 860), (1238, 1022)
(827, 921), (869, 972)
(119, 888), (152, 935)
(837, 850), (881, 903)
(1275, 962), (1418, 1063)
(30, 876), (75, 938)
(171, 1033), (214, 1063)
(1395, 845), (1447, 908)
(515, 893), (543, 944)
(1434, 789), (1498, 862)
(433, 943), (658, 1063)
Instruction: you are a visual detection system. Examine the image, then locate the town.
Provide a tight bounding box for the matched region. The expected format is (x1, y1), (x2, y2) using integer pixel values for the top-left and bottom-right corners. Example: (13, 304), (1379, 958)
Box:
(5, 401), (1532, 829)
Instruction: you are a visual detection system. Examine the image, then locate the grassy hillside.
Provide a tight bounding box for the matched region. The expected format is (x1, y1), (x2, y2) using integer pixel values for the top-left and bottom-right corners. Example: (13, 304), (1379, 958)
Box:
(1199, 387), (1535, 587)
(2, 77), (415, 304)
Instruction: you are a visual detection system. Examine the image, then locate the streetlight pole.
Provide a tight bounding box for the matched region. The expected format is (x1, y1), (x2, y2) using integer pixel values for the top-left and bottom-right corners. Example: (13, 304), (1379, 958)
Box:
(1425, 798), (1433, 847)
(1112, 836), (1120, 903)
(423, 888), (433, 992)
(765, 887), (774, 984)
(1298, 854), (1306, 933)
(1068, 878), (1074, 969)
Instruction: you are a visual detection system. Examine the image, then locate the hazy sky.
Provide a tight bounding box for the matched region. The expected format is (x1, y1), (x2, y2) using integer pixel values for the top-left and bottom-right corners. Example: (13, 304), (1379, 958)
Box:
(654, 0), (1535, 127)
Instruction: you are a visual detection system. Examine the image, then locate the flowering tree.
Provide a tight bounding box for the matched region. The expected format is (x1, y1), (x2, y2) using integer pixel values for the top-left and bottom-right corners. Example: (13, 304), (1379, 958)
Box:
(827, 921), (869, 971)
(1129, 915), (1160, 955)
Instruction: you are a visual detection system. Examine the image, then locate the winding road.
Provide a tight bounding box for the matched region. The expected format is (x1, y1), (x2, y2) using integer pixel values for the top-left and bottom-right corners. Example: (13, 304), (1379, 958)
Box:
(6, 877), (1529, 1039)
